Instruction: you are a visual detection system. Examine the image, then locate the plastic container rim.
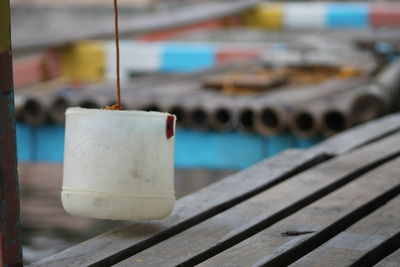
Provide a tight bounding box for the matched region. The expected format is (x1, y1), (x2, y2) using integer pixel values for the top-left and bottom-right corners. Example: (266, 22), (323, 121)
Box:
(66, 107), (173, 118)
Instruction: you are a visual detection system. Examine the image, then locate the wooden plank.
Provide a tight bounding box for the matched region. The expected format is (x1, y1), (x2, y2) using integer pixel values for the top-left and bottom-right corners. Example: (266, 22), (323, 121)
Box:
(292, 196), (400, 267)
(375, 249), (400, 267)
(200, 158), (400, 267)
(32, 113), (400, 266)
(115, 133), (400, 266)
(312, 111), (400, 155)
(29, 149), (325, 267)
(0, 0), (23, 265)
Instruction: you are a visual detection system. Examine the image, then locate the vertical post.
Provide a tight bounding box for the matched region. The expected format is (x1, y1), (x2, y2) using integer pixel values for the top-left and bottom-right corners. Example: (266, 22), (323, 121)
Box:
(0, 0), (23, 266)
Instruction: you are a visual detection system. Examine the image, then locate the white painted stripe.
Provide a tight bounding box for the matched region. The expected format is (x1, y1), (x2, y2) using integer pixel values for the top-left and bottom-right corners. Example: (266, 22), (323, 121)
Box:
(105, 41), (162, 81)
(284, 3), (326, 30)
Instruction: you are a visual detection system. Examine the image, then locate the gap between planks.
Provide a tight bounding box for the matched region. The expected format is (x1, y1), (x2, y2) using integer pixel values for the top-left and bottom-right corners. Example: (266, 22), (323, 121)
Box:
(375, 248), (400, 267)
(30, 112), (400, 267)
(200, 158), (400, 267)
(291, 196), (400, 267)
(29, 149), (328, 267)
(115, 132), (400, 266)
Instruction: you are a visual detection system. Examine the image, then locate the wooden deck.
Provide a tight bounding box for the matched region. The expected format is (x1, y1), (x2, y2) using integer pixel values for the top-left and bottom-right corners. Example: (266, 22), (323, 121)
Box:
(30, 112), (400, 266)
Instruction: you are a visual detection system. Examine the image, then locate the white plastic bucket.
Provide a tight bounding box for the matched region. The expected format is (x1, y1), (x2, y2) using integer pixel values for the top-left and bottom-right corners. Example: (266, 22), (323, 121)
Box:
(61, 107), (176, 220)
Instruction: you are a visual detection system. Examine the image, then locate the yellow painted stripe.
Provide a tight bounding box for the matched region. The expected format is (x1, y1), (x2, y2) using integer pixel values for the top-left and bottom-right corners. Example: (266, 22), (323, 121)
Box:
(60, 41), (106, 82)
(244, 3), (283, 30)
(0, 1), (11, 52)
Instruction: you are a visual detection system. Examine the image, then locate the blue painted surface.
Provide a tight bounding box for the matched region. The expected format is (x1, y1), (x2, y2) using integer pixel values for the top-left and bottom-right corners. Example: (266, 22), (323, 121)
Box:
(15, 124), (323, 169)
(34, 124), (65, 162)
(326, 3), (369, 28)
(175, 129), (264, 170)
(267, 133), (296, 157)
(16, 123), (34, 162)
(296, 135), (324, 149)
(161, 43), (216, 73)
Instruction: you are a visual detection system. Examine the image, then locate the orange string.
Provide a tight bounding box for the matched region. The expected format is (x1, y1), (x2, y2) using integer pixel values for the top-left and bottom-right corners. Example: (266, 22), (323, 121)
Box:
(107, 0), (122, 110)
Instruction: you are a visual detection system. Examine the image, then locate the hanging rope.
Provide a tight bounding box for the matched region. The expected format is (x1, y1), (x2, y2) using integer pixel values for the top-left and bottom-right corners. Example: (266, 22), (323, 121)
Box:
(106, 0), (123, 110)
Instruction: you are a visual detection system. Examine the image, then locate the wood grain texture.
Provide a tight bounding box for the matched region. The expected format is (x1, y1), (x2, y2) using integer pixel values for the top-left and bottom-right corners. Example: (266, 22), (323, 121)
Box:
(115, 133), (400, 266)
(201, 158), (400, 267)
(375, 249), (400, 267)
(29, 149), (324, 267)
(292, 196), (400, 267)
(31, 112), (400, 267)
(0, 1), (23, 265)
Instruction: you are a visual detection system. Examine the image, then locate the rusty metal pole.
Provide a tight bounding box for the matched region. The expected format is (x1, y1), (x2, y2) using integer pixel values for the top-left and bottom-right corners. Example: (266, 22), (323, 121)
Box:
(0, 0), (23, 266)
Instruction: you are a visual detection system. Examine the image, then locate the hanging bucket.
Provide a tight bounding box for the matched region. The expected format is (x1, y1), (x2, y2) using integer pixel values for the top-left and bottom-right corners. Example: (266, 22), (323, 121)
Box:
(61, 107), (176, 220)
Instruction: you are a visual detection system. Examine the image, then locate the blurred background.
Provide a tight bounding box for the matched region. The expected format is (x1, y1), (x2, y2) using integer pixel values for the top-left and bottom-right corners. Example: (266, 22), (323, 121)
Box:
(10, 0), (400, 263)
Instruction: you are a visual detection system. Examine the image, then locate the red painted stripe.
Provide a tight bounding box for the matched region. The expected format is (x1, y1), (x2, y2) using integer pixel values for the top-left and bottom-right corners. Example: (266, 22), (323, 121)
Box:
(371, 4), (400, 27)
(216, 47), (263, 64)
(137, 20), (223, 41)
(43, 49), (62, 80)
(13, 56), (45, 89)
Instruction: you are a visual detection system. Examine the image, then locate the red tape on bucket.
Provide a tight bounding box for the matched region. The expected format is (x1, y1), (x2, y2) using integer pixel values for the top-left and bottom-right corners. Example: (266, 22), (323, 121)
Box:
(166, 115), (175, 139)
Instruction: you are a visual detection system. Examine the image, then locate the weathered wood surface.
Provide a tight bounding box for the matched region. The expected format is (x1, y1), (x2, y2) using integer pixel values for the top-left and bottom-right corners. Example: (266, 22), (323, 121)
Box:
(200, 158), (400, 267)
(0, 0), (23, 265)
(375, 249), (400, 267)
(116, 133), (400, 266)
(30, 149), (325, 266)
(31, 113), (400, 267)
(292, 196), (400, 267)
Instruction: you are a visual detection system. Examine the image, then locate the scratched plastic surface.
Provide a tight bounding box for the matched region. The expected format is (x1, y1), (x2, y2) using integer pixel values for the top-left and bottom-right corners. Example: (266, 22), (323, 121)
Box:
(61, 108), (176, 220)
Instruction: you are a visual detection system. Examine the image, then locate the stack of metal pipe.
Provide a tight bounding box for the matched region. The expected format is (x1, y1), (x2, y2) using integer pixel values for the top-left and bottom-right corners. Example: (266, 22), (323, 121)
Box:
(13, 60), (255, 125)
(14, 58), (400, 137)
(290, 58), (400, 137)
